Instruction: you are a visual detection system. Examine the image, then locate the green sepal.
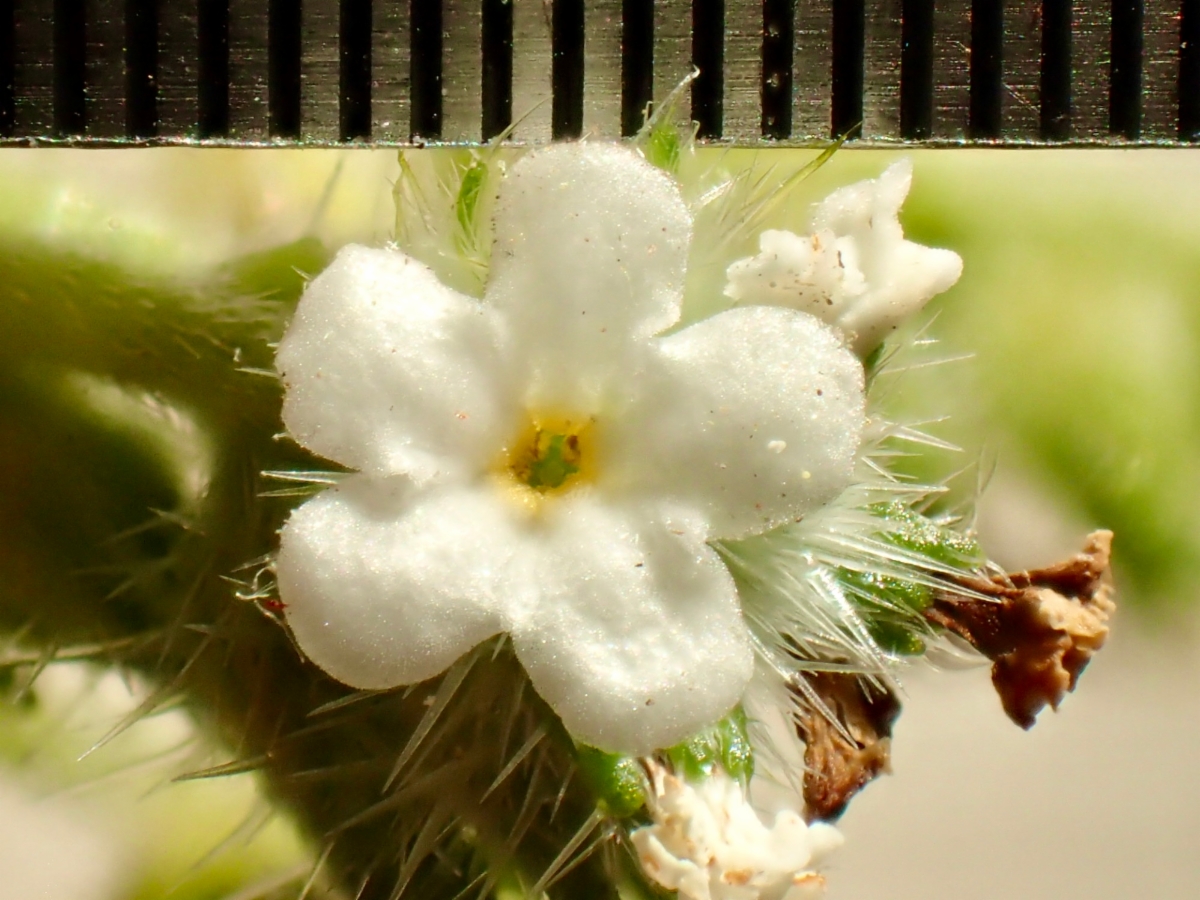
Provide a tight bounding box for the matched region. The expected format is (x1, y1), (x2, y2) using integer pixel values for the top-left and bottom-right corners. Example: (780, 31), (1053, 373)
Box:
(833, 567), (931, 655)
(666, 707), (754, 784)
(454, 157), (488, 242)
(834, 504), (985, 656)
(869, 501), (984, 568)
(643, 122), (682, 175)
(866, 620), (927, 656)
(861, 342), (887, 375)
(837, 567), (932, 614)
(634, 79), (691, 175)
(574, 745), (647, 818)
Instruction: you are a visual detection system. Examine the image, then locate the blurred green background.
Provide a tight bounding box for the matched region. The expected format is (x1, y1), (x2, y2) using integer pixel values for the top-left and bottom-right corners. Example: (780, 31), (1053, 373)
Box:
(0, 147), (1197, 899)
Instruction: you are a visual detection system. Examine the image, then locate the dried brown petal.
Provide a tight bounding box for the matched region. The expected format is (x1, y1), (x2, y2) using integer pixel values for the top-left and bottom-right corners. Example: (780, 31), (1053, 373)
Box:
(793, 673), (900, 822)
(925, 530), (1115, 729)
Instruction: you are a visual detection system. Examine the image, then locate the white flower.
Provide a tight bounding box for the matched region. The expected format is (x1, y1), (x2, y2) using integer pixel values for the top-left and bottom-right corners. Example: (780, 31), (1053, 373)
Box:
(724, 160), (963, 355)
(274, 143), (865, 755)
(632, 762), (842, 900)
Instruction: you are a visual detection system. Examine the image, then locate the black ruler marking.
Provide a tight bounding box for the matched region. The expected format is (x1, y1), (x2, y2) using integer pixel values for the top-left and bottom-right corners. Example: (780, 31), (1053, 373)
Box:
(1, 0), (14, 136)
(198, 0), (230, 137)
(268, 0), (301, 137)
(410, 0), (441, 138)
(691, 0), (723, 139)
(762, 0), (795, 139)
(969, 0), (1003, 138)
(900, 0), (933, 139)
(551, 0), (583, 139)
(54, 0), (86, 135)
(340, 0), (371, 140)
(126, 0), (158, 137)
(621, 0), (652, 136)
(1109, 0), (1143, 139)
(831, 0), (864, 138)
(1182, 0), (1200, 140)
(481, 0), (512, 139)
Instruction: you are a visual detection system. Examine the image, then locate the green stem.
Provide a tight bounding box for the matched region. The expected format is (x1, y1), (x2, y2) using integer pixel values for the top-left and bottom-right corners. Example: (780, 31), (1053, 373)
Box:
(0, 238), (635, 900)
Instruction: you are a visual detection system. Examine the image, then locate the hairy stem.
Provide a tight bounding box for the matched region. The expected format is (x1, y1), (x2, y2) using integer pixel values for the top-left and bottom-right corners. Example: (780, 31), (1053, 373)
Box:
(0, 238), (632, 899)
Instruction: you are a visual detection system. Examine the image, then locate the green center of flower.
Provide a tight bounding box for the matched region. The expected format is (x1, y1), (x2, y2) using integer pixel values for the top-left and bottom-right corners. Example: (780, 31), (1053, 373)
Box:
(495, 413), (595, 509)
(523, 431), (582, 490)
(510, 419), (589, 491)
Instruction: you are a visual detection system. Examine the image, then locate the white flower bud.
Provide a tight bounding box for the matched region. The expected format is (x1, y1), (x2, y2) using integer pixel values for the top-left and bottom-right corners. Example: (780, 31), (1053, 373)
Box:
(724, 160), (962, 355)
(632, 762), (842, 900)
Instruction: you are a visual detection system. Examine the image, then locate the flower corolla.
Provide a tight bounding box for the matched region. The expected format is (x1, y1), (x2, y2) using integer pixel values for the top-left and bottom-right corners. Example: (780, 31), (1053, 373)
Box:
(724, 159), (963, 355)
(632, 762), (843, 900)
(274, 142), (865, 755)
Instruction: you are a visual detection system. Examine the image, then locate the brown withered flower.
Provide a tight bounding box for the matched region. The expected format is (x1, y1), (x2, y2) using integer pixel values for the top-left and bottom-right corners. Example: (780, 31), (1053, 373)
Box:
(793, 673), (901, 822)
(924, 530), (1115, 729)
(792, 531), (1114, 823)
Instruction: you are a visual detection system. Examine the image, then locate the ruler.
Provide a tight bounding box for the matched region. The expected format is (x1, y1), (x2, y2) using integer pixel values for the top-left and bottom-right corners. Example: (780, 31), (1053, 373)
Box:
(3, 0), (1198, 146)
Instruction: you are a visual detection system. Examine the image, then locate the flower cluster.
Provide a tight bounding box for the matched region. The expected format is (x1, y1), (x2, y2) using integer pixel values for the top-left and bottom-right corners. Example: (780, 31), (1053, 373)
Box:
(272, 140), (987, 899)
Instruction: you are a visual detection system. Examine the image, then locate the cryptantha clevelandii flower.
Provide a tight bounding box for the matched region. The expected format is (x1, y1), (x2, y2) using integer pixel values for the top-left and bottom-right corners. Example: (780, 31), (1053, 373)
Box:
(274, 142), (868, 756)
(724, 159), (963, 355)
(267, 140), (1120, 900)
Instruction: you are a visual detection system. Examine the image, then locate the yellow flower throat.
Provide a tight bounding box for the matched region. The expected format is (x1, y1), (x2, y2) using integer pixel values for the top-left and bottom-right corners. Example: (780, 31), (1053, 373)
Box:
(494, 413), (596, 511)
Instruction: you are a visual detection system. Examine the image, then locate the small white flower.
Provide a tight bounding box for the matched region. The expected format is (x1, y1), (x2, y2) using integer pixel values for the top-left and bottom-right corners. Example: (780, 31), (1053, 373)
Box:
(632, 762), (842, 900)
(724, 160), (963, 355)
(273, 143), (866, 755)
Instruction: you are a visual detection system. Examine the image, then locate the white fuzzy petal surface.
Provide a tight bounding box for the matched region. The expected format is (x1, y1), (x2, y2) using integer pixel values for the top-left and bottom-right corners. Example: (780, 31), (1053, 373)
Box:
(277, 245), (512, 481)
(723, 228), (865, 319)
(608, 306), (865, 540)
(487, 142), (692, 411)
(724, 160), (962, 354)
(274, 143), (872, 755)
(632, 763), (842, 900)
(277, 476), (520, 688)
(512, 498), (754, 755)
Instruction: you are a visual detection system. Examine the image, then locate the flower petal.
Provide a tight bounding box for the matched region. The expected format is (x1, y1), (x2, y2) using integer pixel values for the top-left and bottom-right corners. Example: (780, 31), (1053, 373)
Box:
(276, 476), (528, 689)
(834, 239), (962, 353)
(606, 306), (865, 541)
(277, 244), (513, 481)
(723, 228), (866, 317)
(810, 159), (962, 353)
(810, 159), (915, 256)
(511, 498), (754, 755)
(487, 143), (692, 411)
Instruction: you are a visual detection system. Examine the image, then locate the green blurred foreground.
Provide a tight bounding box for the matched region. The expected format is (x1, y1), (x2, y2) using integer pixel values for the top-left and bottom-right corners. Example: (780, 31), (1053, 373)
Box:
(0, 148), (1196, 897)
